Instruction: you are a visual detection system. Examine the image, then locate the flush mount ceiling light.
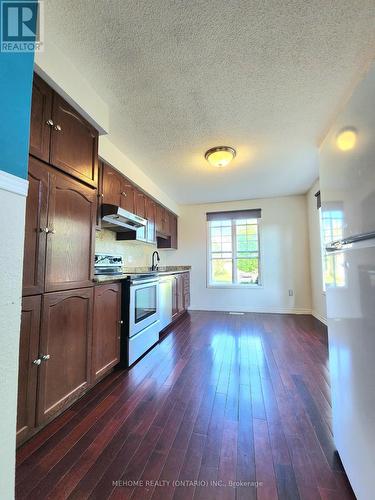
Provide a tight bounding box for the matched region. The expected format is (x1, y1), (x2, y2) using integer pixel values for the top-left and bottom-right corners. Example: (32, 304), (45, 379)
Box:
(205, 146), (236, 168)
(336, 128), (357, 151)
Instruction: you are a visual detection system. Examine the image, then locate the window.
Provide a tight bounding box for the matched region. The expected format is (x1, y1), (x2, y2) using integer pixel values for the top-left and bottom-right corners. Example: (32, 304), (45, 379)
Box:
(319, 207), (346, 289)
(207, 210), (261, 286)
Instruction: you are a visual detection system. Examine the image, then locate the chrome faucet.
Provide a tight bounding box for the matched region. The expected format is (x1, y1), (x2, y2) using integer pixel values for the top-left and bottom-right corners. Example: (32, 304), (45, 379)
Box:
(151, 251), (160, 271)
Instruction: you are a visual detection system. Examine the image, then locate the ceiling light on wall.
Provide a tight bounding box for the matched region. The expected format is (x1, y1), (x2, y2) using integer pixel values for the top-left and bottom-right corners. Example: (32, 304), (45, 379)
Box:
(205, 146), (236, 168)
(336, 128), (357, 151)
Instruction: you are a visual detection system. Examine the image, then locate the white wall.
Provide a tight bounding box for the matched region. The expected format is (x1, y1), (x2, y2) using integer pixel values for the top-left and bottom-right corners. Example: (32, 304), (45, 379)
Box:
(306, 180), (327, 323)
(161, 195), (312, 314)
(0, 177), (27, 500)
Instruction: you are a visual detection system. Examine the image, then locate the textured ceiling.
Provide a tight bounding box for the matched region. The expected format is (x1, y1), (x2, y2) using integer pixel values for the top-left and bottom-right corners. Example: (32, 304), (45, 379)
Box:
(43, 0), (375, 204)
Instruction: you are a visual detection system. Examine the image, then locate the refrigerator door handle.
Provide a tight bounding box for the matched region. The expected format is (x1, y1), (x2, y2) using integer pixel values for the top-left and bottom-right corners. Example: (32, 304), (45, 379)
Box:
(326, 231), (375, 252)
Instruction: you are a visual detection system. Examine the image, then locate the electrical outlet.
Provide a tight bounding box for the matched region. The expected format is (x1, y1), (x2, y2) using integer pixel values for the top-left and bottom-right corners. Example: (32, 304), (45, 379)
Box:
(288, 289), (294, 297)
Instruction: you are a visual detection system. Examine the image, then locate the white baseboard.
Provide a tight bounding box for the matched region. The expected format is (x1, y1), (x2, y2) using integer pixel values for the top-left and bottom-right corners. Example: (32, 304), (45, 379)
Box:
(189, 305), (312, 315)
(0, 170), (28, 197)
(312, 310), (327, 325)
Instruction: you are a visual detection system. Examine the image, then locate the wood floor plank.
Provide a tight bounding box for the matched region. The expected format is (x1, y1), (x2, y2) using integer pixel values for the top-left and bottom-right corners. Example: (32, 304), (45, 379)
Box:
(16, 312), (355, 500)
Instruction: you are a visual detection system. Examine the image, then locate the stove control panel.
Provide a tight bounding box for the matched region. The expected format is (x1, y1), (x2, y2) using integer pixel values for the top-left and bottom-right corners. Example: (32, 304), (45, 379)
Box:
(94, 253), (124, 268)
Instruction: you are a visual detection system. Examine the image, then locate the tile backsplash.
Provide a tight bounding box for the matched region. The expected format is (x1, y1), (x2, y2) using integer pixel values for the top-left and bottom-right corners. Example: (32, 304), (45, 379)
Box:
(95, 229), (158, 267)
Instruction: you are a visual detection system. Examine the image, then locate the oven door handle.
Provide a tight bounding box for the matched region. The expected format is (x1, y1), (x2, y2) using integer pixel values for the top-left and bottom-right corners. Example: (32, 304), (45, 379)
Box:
(130, 278), (160, 286)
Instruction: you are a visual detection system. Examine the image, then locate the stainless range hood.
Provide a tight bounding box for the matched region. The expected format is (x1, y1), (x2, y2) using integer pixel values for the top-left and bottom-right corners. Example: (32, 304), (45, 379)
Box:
(101, 204), (147, 232)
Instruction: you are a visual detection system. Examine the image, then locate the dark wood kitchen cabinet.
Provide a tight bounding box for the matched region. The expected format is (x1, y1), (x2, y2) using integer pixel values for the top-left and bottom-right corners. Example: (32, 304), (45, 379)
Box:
(121, 178), (136, 213)
(156, 204), (169, 235)
(92, 283), (121, 382)
(182, 272), (190, 309)
(29, 74), (99, 188)
(29, 74), (53, 163)
(37, 288), (93, 425)
(22, 157), (49, 296)
(102, 162), (122, 206)
(102, 163), (135, 213)
(146, 197), (157, 244)
(22, 157), (96, 295)
(169, 212), (178, 249)
(16, 295), (41, 445)
(45, 167), (96, 292)
(170, 272), (190, 323)
(135, 189), (147, 219)
(171, 275), (179, 320)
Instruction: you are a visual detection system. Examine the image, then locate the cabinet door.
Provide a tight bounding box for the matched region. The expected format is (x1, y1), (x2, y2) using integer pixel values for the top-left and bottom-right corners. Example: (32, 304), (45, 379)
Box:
(120, 178), (136, 213)
(22, 157), (49, 296)
(17, 295), (41, 444)
(93, 284), (121, 382)
(29, 74), (53, 163)
(182, 273), (190, 309)
(177, 274), (185, 313)
(169, 213), (178, 249)
(96, 160), (104, 230)
(102, 163), (122, 207)
(45, 168), (96, 292)
(37, 288), (93, 424)
(163, 209), (171, 236)
(146, 197), (156, 244)
(134, 189), (146, 218)
(171, 276), (179, 320)
(50, 94), (98, 188)
(156, 204), (165, 234)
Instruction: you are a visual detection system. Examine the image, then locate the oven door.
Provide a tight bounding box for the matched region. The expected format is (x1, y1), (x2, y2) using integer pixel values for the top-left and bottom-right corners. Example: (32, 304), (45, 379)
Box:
(129, 278), (159, 337)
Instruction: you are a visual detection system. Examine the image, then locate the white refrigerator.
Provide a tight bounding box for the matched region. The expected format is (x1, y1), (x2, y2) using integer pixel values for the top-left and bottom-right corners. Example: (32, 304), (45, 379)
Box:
(319, 64), (375, 500)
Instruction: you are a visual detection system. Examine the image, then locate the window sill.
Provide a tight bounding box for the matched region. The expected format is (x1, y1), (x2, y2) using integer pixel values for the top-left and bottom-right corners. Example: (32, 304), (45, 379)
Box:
(207, 284), (263, 289)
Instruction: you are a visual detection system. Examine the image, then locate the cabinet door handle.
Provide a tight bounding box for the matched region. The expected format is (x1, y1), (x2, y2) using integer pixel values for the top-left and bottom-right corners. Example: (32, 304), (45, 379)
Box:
(54, 124), (62, 131)
(46, 119), (54, 127)
(118, 320), (124, 325)
(32, 358), (42, 366)
(121, 192), (127, 197)
(40, 227), (49, 233)
(41, 354), (50, 361)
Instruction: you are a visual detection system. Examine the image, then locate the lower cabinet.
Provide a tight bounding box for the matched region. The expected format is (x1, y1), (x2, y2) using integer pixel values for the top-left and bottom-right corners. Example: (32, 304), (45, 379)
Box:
(17, 295), (41, 445)
(170, 272), (190, 324)
(37, 288), (93, 424)
(92, 283), (121, 382)
(17, 288), (94, 445)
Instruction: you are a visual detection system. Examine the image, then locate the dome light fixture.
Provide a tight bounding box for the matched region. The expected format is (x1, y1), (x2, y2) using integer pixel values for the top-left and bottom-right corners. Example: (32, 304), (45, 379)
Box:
(336, 127), (357, 151)
(205, 146), (236, 168)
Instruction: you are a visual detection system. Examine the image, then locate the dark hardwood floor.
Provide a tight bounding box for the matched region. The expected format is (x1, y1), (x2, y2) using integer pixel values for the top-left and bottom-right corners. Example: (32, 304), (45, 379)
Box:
(16, 311), (355, 500)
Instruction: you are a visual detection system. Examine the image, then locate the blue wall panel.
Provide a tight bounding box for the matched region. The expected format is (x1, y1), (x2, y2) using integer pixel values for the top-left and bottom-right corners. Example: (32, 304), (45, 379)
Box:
(0, 1), (36, 179)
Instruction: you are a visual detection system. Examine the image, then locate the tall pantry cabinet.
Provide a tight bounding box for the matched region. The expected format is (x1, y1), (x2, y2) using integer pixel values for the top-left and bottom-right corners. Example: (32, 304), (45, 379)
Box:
(17, 73), (98, 445)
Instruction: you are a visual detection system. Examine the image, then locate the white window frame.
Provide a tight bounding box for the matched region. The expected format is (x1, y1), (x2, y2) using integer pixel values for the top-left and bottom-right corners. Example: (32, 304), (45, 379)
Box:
(207, 218), (262, 288)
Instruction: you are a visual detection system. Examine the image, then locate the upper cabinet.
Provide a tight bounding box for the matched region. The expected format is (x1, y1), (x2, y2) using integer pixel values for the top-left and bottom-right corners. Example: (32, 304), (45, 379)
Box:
(45, 166), (96, 292)
(29, 74), (53, 163)
(121, 178), (136, 213)
(23, 157), (96, 296)
(102, 163), (123, 206)
(157, 207), (178, 249)
(146, 197), (157, 244)
(169, 212), (178, 249)
(135, 189), (147, 219)
(102, 163), (135, 213)
(29, 74), (99, 188)
(50, 94), (98, 188)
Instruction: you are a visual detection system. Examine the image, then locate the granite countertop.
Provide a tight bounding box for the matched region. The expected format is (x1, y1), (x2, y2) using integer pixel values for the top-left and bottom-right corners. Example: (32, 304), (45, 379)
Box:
(93, 266), (191, 283)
